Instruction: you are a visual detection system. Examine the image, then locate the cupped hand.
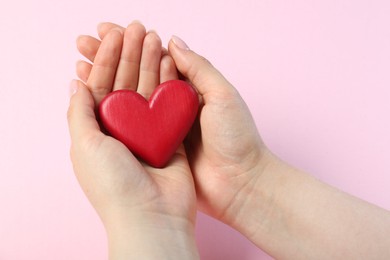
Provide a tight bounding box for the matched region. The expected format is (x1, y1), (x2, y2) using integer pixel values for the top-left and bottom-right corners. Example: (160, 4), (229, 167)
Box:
(168, 38), (274, 226)
(77, 22), (273, 231)
(68, 22), (198, 259)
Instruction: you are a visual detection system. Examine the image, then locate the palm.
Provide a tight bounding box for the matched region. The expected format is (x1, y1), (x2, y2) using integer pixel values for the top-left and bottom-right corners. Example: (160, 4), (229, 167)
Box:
(77, 134), (194, 218)
(75, 22), (196, 223)
(186, 88), (264, 218)
(77, 22), (264, 222)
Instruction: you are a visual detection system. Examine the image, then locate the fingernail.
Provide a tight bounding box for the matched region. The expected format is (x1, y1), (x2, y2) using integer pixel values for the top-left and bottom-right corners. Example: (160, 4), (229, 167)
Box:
(97, 22), (104, 31)
(147, 29), (160, 38)
(69, 80), (79, 97)
(132, 19), (142, 24)
(111, 27), (124, 34)
(171, 35), (190, 50)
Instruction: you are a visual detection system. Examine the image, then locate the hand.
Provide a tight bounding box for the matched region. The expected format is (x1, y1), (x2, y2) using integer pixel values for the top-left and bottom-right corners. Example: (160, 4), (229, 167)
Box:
(69, 22), (199, 259)
(76, 22), (390, 259)
(168, 37), (275, 221)
(168, 35), (390, 260)
(77, 22), (273, 229)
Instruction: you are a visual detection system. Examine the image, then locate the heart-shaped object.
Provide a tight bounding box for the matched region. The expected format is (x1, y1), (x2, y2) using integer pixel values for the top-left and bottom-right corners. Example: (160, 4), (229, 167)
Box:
(99, 80), (199, 168)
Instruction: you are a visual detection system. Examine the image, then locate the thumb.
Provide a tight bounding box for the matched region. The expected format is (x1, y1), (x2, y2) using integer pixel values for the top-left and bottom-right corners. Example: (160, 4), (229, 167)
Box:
(168, 36), (235, 96)
(67, 80), (102, 143)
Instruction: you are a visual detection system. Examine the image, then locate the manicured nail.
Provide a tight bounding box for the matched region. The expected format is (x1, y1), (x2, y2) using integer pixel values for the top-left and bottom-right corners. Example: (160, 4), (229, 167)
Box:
(172, 35), (190, 50)
(69, 80), (79, 97)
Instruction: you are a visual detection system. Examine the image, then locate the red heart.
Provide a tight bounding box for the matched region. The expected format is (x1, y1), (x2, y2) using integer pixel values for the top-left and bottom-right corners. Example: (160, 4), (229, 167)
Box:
(99, 80), (199, 168)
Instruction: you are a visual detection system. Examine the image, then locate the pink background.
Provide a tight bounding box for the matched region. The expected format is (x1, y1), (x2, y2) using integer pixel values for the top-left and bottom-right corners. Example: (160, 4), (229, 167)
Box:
(0, 0), (389, 259)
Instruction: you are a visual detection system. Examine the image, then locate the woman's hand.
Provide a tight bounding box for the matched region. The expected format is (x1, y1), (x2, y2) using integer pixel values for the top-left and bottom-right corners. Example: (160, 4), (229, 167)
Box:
(68, 22), (199, 259)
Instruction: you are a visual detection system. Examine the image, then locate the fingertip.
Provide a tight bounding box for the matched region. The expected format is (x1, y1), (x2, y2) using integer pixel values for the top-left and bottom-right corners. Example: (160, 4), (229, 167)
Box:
(69, 79), (80, 98)
(69, 80), (90, 101)
(168, 38), (234, 96)
(171, 35), (190, 50)
(97, 22), (125, 39)
(161, 47), (168, 57)
(168, 36), (189, 62)
(101, 27), (124, 48)
(142, 31), (162, 57)
(76, 35), (101, 62)
(76, 35), (82, 44)
(126, 20), (146, 35)
(106, 27), (124, 41)
(97, 22), (105, 32)
(145, 30), (162, 44)
(76, 35), (87, 51)
(160, 55), (178, 82)
(69, 80), (91, 101)
(132, 19), (143, 24)
(123, 21), (146, 48)
(76, 60), (92, 83)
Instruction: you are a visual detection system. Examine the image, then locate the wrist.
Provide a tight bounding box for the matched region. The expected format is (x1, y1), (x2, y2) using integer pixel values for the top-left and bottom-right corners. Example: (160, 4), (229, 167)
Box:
(105, 211), (199, 259)
(219, 149), (291, 241)
(221, 150), (325, 258)
(222, 149), (390, 259)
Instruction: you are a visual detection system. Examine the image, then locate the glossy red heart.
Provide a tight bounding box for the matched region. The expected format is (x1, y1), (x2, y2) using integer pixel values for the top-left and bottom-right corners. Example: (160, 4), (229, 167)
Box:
(99, 80), (199, 168)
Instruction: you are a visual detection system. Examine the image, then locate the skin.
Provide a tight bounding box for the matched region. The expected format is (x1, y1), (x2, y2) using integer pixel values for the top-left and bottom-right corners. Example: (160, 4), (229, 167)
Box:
(69, 22), (198, 259)
(70, 21), (390, 259)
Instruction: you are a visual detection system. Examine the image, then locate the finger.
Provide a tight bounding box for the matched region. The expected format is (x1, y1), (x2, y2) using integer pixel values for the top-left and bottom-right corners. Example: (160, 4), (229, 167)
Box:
(87, 29), (123, 105)
(161, 47), (168, 56)
(113, 22), (146, 91)
(67, 80), (101, 144)
(97, 22), (125, 40)
(168, 35), (235, 97)
(76, 35), (101, 62)
(76, 60), (92, 83)
(174, 143), (187, 158)
(160, 55), (178, 83)
(138, 31), (162, 99)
